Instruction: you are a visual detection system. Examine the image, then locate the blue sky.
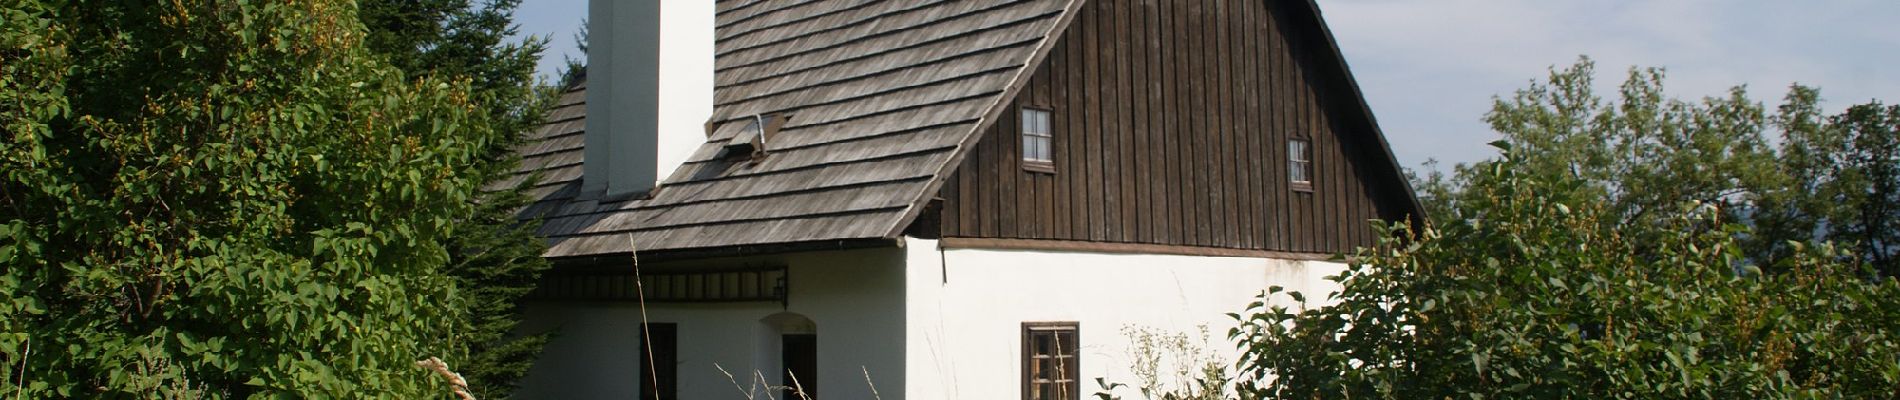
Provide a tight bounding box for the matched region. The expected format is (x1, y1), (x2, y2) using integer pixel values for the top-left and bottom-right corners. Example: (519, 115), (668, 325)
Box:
(509, 0), (1900, 169)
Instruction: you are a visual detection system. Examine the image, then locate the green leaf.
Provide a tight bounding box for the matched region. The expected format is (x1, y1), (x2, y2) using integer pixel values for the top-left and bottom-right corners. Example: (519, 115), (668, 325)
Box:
(1472, 352), (1489, 376)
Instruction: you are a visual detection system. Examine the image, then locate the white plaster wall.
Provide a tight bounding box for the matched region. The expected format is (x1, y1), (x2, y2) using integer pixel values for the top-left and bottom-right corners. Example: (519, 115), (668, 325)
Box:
(517, 247), (908, 399)
(902, 238), (1346, 400)
(655, 0), (714, 183)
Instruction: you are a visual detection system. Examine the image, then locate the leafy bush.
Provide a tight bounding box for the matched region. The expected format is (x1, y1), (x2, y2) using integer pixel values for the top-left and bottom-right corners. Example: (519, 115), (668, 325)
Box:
(356, 0), (559, 396)
(1, 0), (510, 397)
(1237, 58), (1900, 398)
(1233, 141), (1900, 398)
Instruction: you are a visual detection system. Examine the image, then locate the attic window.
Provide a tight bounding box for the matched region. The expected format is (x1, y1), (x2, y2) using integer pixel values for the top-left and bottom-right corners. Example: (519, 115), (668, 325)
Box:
(1289, 138), (1314, 192)
(1021, 107), (1054, 172)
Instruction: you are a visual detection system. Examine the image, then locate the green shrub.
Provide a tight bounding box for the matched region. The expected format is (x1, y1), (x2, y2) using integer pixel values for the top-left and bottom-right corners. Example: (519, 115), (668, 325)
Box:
(1232, 142), (1900, 398)
(1, 0), (506, 397)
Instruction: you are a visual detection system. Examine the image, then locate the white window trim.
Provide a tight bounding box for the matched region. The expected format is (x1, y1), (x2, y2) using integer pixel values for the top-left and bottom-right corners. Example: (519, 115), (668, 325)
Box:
(1290, 138), (1314, 191)
(1021, 108), (1055, 170)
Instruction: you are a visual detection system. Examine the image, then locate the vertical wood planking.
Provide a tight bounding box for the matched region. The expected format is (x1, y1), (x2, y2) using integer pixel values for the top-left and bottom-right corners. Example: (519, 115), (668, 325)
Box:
(1170, 0), (1191, 245)
(1320, 64), (1345, 252)
(1154, 0), (1177, 245)
(1200, 0), (1216, 248)
(1238, 0), (1261, 250)
(1185, 0), (1200, 248)
(1302, 47), (1321, 253)
(1118, 0), (1139, 242)
(1133, 0), (1155, 244)
(1132, 0), (1147, 244)
(1158, 0), (1174, 244)
(1217, 0), (1239, 249)
(1066, 12), (1090, 241)
(941, 168), (960, 235)
(1121, 0), (1143, 244)
(970, 106), (987, 238)
(1094, 0), (1109, 240)
(1048, 47), (1064, 240)
(1120, 0), (1147, 244)
(1102, 0), (1127, 242)
(958, 128), (977, 235)
(980, 94), (1000, 238)
(1162, 0), (1186, 245)
(1289, 21), (1312, 254)
(925, 0), (1398, 255)
(1346, 119), (1371, 249)
(1304, 24), (1324, 254)
(1319, 94), (1340, 253)
(1182, 0), (1202, 247)
(1211, 1), (1233, 248)
(1201, 1), (1224, 248)
(1303, 58), (1325, 253)
(1264, 0), (1286, 251)
(1225, 0), (1252, 250)
(1000, 98), (1019, 237)
(1252, 1), (1272, 250)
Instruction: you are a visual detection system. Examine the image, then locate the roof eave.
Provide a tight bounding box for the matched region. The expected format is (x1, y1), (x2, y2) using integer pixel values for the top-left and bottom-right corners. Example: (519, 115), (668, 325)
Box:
(547, 237), (901, 267)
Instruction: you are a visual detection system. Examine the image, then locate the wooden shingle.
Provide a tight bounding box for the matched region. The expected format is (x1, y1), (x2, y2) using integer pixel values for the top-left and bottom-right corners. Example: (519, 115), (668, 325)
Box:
(509, 0), (1083, 258)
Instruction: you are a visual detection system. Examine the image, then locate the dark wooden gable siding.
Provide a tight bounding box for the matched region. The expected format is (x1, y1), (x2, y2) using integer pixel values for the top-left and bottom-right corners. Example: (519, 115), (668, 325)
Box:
(933, 0), (1410, 255)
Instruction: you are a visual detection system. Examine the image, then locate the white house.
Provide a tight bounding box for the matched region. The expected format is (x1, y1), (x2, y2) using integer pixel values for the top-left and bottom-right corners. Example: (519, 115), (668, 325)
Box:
(505, 0), (1423, 398)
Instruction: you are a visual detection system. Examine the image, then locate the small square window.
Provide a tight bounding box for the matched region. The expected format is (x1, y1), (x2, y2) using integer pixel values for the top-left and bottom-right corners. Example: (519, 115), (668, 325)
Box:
(1289, 138), (1313, 192)
(1023, 322), (1079, 400)
(1021, 108), (1054, 172)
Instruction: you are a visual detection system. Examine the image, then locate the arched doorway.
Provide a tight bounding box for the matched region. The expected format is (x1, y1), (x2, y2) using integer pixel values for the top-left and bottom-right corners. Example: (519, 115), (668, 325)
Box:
(759, 312), (816, 398)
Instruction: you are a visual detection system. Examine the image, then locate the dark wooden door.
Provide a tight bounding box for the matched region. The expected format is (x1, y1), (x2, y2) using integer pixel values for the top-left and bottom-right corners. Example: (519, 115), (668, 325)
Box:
(638, 323), (677, 400)
(781, 334), (817, 398)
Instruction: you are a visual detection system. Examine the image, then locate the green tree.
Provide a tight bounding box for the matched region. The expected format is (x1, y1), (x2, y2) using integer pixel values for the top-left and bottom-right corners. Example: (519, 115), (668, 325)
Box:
(1, 0), (507, 397)
(1751, 94), (1899, 277)
(1452, 58), (1779, 240)
(1239, 58), (1900, 398)
(1235, 143), (1900, 398)
(358, 0), (545, 103)
(1831, 103), (1900, 278)
(356, 0), (556, 396)
(1417, 58), (1895, 276)
(1746, 85), (1841, 269)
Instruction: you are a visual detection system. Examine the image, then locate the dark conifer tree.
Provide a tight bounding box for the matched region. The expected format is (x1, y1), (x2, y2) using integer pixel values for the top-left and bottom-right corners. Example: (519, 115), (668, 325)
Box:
(357, 0), (558, 396)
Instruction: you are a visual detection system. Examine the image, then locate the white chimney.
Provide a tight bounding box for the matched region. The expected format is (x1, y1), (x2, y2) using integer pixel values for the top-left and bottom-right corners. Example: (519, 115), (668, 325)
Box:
(584, 0), (714, 201)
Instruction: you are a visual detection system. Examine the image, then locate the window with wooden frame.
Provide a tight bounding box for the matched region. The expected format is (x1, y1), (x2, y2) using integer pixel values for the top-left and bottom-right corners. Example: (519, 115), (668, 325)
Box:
(1023, 322), (1079, 400)
(1020, 107), (1055, 173)
(1289, 138), (1314, 192)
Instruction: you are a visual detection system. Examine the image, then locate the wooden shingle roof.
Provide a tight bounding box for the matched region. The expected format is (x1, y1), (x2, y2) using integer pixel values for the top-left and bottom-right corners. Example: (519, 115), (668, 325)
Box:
(509, 0), (1085, 259)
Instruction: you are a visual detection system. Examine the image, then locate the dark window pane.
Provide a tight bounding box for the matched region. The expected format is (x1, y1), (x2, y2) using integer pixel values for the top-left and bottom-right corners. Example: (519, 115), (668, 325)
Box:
(1025, 324), (1078, 400)
(782, 334), (817, 399)
(639, 323), (678, 400)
